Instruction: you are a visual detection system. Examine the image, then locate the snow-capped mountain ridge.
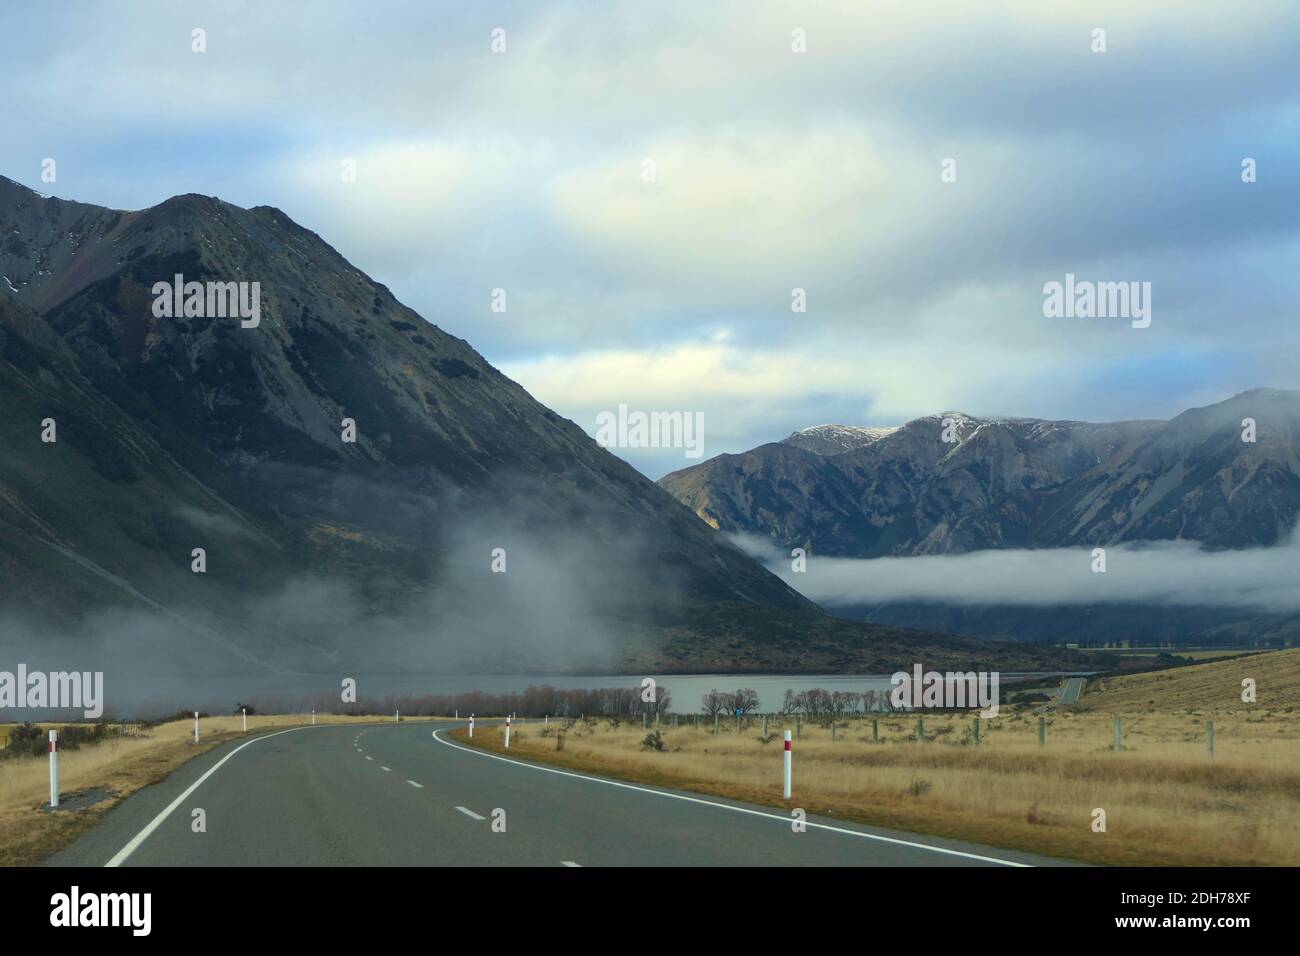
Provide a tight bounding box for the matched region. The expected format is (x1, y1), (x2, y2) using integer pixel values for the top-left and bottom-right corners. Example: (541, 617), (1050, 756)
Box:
(661, 391), (1300, 557)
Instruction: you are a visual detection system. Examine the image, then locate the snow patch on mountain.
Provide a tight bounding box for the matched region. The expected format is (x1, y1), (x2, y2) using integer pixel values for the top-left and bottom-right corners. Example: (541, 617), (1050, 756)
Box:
(783, 424), (899, 455)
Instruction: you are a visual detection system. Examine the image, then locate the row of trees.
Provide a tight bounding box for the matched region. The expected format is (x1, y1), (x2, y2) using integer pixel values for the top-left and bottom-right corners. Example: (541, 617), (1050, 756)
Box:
(371, 684), (673, 720)
(701, 688), (900, 718)
(700, 688), (760, 716)
(781, 688), (896, 717)
(231, 685), (908, 721)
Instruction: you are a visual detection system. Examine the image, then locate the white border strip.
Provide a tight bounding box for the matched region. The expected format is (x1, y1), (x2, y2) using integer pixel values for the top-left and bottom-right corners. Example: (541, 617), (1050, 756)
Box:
(434, 729), (1032, 867)
(105, 726), (314, 867)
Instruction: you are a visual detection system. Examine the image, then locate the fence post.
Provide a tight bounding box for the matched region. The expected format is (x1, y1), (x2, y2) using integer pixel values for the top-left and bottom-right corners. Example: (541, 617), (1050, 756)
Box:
(872, 718), (878, 741)
(915, 718), (924, 741)
(1113, 717), (1122, 752)
(831, 721), (836, 741)
(643, 713), (647, 729)
(714, 713), (719, 735)
(1206, 719), (1214, 758)
(973, 717), (980, 745)
(1038, 715), (1045, 747)
(796, 715), (801, 739)
(783, 730), (792, 799)
(763, 715), (768, 738)
(48, 730), (58, 809)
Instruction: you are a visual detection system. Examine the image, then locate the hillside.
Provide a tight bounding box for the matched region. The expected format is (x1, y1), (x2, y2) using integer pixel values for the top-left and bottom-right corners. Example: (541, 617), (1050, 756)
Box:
(0, 175), (1097, 678)
(1077, 647), (1300, 712)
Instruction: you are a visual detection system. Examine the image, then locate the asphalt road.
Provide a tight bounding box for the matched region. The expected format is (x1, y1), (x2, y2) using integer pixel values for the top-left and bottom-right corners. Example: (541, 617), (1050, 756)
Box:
(1059, 678), (1087, 707)
(48, 721), (1078, 867)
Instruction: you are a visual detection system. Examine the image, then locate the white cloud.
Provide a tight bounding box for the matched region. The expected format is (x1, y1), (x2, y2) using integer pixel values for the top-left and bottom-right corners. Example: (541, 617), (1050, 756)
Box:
(5, 0), (1300, 479)
(730, 528), (1300, 613)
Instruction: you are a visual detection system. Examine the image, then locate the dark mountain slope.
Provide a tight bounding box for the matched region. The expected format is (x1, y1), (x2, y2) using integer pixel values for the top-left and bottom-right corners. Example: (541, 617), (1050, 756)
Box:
(1, 176), (1089, 676)
(659, 394), (1300, 647)
(659, 397), (1300, 557)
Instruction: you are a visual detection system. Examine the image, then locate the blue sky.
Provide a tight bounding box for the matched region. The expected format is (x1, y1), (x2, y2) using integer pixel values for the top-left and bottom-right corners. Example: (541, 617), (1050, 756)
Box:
(3, 0), (1299, 477)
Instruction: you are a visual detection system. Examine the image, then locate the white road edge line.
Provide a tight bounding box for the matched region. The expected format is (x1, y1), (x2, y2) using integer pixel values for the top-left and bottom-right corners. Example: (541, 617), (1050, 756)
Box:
(406, 780), (423, 788)
(105, 725), (315, 867)
(433, 730), (1031, 867)
(455, 805), (486, 821)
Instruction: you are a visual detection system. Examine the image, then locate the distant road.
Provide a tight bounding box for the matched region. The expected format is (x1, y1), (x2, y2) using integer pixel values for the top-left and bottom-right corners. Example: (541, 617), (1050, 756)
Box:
(1058, 677), (1087, 707)
(49, 721), (1079, 867)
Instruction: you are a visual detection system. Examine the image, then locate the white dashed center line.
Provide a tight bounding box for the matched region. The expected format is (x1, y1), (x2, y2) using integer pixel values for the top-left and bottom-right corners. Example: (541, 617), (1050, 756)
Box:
(406, 780), (423, 788)
(560, 860), (581, 867)
(455, 806), (486, 821)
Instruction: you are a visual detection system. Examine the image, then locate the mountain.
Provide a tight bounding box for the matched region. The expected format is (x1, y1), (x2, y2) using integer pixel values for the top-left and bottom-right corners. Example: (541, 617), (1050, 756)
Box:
(658, 394), (1300, 646)
(661, 395), (1300, 557)
(783, 424), (899, 456)
(0, 176), (1090, 678)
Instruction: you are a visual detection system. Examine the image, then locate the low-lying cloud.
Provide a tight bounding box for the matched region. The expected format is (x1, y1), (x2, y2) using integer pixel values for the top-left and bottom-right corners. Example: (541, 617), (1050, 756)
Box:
(731, 525), (1300, 614)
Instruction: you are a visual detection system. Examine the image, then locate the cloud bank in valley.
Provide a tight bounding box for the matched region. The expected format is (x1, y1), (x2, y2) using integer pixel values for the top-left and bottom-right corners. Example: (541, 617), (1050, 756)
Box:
(730, 525), (1300, 614)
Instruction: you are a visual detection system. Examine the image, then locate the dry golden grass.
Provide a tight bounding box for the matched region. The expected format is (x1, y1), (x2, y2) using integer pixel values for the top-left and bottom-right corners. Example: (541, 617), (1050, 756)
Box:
(0, 713), (439, 865)
(457, 653), (1300, 866)
(1078, 646), (1300, 712)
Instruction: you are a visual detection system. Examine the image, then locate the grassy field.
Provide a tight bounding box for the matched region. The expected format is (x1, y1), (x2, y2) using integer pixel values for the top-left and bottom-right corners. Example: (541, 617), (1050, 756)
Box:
(1078, 647), (1300, 712)
(455, 650), (1300, 867)
(1084, 648), (1262, 661)
(0, 713), (439, 866)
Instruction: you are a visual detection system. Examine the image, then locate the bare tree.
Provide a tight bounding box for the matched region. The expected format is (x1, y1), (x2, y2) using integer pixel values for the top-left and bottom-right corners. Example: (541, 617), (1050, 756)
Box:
(732, 687), (760, 716)
(701, 689), (725, 717)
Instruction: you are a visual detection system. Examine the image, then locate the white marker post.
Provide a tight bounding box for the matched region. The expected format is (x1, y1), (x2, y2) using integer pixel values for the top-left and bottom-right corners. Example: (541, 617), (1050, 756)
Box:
(48, 730), (59, 809)
(504, 715), (512, 749)
(783, 730), (792, 799)
(242, 707), (247, 732)
(312, 709), (316, 725)
(194, 711), (199, 743)
(395, 709), (399, 723)
(469, 714), (475, 738)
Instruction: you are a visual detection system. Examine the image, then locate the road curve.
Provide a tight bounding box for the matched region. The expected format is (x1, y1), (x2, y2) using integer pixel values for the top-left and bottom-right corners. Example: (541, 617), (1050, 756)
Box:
(48, 721), (1080, 867)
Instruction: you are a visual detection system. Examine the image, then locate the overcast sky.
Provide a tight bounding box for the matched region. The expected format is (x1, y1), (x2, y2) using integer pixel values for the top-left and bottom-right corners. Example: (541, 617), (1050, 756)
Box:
(4, 0), (1298, 477)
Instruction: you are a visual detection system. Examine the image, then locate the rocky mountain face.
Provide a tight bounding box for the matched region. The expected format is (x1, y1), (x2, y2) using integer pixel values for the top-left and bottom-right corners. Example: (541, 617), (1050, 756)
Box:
(660, 395), (1300, 557)
(1, 176), (1090, 677)
(659, 394), (1300, 646)
(783, 424), (898, 456)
